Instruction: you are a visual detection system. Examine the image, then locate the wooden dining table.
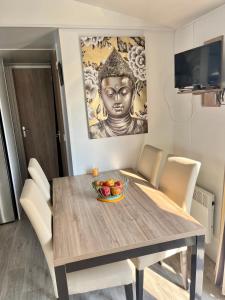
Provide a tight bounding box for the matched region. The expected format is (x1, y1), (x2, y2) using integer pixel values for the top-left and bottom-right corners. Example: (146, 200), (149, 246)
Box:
(53, 169), (205, 300)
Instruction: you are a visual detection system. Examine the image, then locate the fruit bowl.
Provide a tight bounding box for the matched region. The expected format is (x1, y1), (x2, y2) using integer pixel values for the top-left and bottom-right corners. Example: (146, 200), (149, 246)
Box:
(92, 178), (128, 203)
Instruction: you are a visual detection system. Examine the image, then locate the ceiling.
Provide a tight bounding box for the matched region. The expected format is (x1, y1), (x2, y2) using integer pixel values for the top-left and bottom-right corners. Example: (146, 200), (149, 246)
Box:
(76, 0), (225, 28)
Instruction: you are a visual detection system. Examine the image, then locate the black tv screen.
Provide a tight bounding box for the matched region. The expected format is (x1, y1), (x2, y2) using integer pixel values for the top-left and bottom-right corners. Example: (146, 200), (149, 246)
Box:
(175, 41), (222, 89)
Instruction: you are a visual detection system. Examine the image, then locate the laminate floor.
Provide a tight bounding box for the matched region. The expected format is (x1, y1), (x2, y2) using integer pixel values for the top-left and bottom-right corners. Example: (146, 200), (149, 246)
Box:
(0, 217), (224, 300)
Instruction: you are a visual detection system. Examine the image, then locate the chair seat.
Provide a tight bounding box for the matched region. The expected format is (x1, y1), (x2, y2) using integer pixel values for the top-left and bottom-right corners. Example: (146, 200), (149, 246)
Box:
(67, 260), (134, 295)
(131, 247), (187, 270)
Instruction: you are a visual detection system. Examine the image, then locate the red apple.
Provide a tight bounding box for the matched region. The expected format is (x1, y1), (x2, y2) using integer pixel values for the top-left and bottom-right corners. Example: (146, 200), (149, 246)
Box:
(114, 180), (123, 188)
(100, 186), (111, 197)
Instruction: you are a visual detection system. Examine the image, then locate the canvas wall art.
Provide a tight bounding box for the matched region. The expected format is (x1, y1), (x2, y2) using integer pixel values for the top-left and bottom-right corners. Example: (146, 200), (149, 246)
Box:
(80, 36), (148, 139)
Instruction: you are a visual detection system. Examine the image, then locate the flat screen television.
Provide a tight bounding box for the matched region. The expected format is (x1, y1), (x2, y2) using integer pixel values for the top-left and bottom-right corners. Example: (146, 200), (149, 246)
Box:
(175, 40), (222, 90)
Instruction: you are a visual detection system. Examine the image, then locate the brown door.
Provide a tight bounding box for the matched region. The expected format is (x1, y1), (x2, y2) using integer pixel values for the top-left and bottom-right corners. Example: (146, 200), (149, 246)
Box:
(12, 67), (59, 180)
(51, 51), (69, 176)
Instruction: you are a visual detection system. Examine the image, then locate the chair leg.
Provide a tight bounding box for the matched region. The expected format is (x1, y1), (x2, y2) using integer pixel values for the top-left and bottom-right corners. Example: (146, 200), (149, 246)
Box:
(124, 283), (133, 300)
(136, 269), (144, 300)
(180, 250), (188, 290)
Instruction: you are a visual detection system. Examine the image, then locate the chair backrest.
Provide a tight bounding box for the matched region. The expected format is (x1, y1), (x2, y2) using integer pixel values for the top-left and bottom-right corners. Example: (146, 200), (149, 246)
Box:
(28, 158), (50, 201)
(159, 156), (201, 213)
(20, 179), (58, 297)
(137, 144), (163, 187)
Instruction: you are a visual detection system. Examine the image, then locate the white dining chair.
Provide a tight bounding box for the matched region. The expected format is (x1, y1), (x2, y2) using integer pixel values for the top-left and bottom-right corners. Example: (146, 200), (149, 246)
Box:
(20, 179), (134, 300)
(28, 158), (51, 203)
(136, 144), (163, 188)
(132, 156), (201, 300)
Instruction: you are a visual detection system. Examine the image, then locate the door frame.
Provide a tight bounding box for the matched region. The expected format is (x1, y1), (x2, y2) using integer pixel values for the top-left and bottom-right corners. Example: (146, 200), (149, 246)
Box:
(50, 51), (69, 176)
(4, 61), (71, 180)
(50, 51), (73, 176)
(4, 64), (28, 183)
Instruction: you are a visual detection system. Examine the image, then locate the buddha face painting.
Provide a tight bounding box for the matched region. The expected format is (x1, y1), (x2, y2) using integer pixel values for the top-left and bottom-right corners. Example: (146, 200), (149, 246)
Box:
(98, 48), (136, 121)
(80, 36), (148, 139)
(100, 76), (134, 118)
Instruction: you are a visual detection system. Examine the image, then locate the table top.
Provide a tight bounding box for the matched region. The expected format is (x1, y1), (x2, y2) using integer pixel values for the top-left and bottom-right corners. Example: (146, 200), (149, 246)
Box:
(53, 169), (205, 267)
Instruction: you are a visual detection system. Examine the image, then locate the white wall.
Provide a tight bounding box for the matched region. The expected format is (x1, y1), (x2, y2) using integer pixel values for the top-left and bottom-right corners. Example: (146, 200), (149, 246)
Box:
(174, 4), (225, 261)
(59, 28), (174, 175)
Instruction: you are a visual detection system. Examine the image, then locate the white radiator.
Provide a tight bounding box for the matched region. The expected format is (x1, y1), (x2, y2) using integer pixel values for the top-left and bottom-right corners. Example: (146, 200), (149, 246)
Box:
(191, 185), (215, 244)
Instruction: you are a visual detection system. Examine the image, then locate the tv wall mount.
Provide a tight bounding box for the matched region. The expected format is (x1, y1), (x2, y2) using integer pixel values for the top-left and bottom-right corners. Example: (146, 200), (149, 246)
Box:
(178, 88), (225, 106)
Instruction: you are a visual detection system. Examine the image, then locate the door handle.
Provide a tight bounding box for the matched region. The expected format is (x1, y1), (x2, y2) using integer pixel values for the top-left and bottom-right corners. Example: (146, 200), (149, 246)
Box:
(22, 126), (29, 138)
(56, 130), (61, 143)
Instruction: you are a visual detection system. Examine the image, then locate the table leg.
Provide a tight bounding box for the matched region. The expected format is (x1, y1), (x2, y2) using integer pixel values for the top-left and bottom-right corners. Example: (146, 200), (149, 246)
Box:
(190, 235), (205, 300)
(136, 269), (144, 300)
(55, 265), (69, 300)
